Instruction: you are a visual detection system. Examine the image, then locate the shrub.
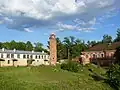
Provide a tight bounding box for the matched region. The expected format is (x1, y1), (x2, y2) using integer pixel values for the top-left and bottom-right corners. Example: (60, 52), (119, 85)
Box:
(105, 64), (120, 90)
(61, 61), (80, 72)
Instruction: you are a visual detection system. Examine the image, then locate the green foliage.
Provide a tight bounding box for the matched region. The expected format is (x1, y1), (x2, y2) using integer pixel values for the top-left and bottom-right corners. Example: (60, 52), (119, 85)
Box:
(56, 36), (87, 61)
(102, 34), (112, 43)
(87, 40), (98, 47)
(61, 61), (80, 72)
(0, 66), (112, 90)
(25, 41), (33, 51)
(114, 47), (120, 64)
(114, 28), (120, 42)
(106, 64), (120, 90)
(34, 42), (43, 52)
(0, 40), (48, 53)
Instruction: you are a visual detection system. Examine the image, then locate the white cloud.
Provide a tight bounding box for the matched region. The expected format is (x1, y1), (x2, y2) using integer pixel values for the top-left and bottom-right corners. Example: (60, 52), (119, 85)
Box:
(24, 28), (33, 32)
(0, 0), (119, 32)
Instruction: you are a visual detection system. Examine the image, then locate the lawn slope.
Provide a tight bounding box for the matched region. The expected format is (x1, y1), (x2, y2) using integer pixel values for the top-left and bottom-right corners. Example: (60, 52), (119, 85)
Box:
(0, 65), (112, 90)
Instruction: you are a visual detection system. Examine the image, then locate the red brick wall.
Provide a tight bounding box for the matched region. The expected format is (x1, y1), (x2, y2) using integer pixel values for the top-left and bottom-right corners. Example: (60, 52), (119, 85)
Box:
(49, 34), (57, 65)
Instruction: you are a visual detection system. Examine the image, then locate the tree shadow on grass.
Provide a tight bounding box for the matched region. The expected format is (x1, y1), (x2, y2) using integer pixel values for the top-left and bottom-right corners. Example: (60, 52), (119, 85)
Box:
(88, 68), (119, 90)
(88, 69), (105, 81)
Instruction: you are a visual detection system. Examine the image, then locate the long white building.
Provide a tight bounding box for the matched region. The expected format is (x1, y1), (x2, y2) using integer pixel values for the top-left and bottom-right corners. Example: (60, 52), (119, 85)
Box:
(0, 48), (50, 67)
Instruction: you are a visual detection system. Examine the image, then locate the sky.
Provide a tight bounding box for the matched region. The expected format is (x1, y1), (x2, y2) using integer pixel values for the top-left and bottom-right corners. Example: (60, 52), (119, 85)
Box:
(0, 0), (120, 48)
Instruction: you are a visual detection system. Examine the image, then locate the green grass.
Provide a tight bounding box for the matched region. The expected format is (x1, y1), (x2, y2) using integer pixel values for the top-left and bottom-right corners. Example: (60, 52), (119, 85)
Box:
(0, 65), (112, 90)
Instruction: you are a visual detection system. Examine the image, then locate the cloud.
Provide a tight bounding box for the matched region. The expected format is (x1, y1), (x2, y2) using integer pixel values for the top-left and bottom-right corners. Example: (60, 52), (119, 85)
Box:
(24, 28), (33, 32)
(0, 0), (120, 32)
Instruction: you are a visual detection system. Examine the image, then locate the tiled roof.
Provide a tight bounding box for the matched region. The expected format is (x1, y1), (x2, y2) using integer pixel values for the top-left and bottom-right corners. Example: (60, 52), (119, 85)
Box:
(86, 42), (120, 51)
(0, 49), (48, 55)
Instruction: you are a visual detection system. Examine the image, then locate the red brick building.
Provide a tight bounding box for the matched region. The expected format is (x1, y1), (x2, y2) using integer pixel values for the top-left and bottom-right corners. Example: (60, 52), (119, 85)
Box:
(81, 42), (120, 66)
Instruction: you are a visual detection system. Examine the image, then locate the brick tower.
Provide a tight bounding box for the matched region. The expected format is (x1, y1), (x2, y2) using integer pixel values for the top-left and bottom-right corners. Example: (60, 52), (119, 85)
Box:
(49, 33), (57, 65)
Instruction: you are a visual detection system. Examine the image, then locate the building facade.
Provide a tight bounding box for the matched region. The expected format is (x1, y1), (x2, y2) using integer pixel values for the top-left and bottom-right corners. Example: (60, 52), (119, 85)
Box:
(80, 42), (120, 66)
(0, 48), (50, 67)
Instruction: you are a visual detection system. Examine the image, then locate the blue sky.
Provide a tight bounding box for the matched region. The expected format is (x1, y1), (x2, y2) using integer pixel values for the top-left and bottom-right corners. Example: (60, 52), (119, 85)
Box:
(0, 0), (120, 48)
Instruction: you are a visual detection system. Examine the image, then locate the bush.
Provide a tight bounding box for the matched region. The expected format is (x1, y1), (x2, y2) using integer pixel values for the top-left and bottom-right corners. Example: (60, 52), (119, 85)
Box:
(105, 64), (120, 90)
(61, 61), (80, 72)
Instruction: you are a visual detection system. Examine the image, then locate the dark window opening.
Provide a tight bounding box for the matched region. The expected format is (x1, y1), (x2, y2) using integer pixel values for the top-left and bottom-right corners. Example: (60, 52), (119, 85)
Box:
(8, 60), (10, 64)
(27, 55), (29, 59)
(11, 54), (14, 58)
(1, 54), (3, 58)
(23, 55), (26, 59)
(17, 54), (20, 58)
(7, 54), (10, 58)
(35, 55), (37, 59)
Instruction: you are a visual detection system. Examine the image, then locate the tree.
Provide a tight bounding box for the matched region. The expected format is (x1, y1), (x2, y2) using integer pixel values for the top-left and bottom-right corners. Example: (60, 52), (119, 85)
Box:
(25, 41), (33, 51)
(114, 47), (120, 64)
(106, 64), (120, 90)
(63, 36), (87, 60)
(114, 28), (120, 42)
(34, 42), (43, 52)
(63, 36), (75, 60)
(102, 34), (112, 43)
(17, 42), (26, 50)
(87, 40), (97, 47)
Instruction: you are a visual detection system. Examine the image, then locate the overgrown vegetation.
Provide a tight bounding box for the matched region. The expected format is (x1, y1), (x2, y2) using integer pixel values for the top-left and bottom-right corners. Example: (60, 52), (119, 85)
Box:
(60, 61), (80, 72)
(0, 65), (112, 90)
(105, 64), (120, 90)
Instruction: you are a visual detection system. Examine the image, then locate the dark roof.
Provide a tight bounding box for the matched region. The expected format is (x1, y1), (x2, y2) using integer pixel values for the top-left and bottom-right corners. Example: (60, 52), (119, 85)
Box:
(87, 42), (120, 51)
(0, 49), (48, 55)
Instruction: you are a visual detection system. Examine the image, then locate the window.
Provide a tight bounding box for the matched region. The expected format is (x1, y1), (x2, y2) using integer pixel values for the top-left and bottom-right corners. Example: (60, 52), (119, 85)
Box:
(93, 54), (96, 58)
(101, 54), (104, 58)
(11, 54), (14, 58)
(44, 55), (46, 59)
(1, 54), (3, 58)
(7, 54), (10, 58)
(30, 55), (33, 59)
(17, 54), (20, 58)
(41, 55), (43, 59)
(39, 55), (40, 59)
(23, 55), (26, 59)
(35, 55), (37, 59)
(27, 55), (29, 59)
(8, 60), (10, 64)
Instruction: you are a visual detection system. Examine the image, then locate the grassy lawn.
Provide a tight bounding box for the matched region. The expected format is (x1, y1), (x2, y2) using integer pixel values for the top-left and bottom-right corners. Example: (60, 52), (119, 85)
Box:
(0, 65), (112, 90)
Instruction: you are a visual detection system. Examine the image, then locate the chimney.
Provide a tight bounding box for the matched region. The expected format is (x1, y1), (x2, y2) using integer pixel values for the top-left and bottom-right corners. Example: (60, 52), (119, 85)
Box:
(49, 33), (57, 65)
(32, 50), (34, 53)
(13, 48), (16, 52)
(42, 51), (44, 53)
(2, 48), (5, 51)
